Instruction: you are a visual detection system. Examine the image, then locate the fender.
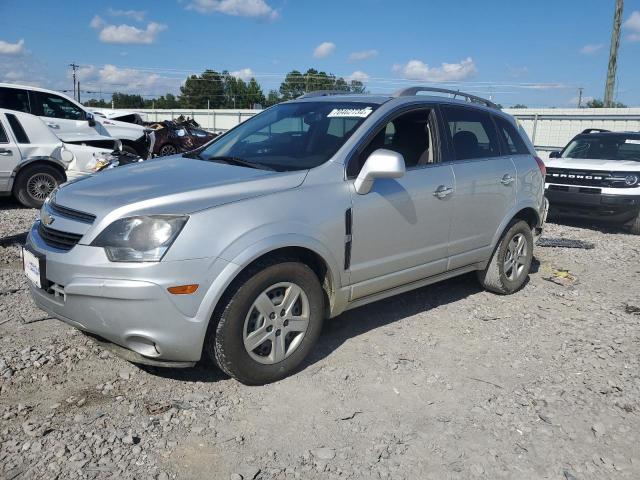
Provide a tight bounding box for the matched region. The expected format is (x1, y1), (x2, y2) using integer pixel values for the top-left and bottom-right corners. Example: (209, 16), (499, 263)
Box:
(489, 199), (542, 252)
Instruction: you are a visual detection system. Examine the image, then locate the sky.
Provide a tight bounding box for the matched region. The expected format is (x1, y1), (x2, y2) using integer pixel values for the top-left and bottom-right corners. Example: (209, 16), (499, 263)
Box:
(1, 0), (640, 107)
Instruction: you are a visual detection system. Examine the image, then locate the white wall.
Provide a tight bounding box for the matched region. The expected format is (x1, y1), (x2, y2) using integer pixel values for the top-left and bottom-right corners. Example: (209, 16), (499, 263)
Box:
(135, 109), (258, 132)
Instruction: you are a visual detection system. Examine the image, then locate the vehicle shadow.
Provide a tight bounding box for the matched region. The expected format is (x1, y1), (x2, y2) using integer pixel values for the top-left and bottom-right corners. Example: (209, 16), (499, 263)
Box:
(0, 197), (27, 211)
(546, 216), (630, 235)
(143, 273), (484, 384)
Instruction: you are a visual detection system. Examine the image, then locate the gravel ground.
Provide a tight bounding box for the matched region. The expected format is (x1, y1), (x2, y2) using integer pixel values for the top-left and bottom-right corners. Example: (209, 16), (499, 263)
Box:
(1, 197), (639, 480)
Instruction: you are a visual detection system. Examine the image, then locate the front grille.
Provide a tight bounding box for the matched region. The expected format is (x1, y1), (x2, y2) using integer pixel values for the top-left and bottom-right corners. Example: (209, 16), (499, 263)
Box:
(546, 168), (635, 188)
(49, 202), (96, 224)
(38, 223), (83, 251)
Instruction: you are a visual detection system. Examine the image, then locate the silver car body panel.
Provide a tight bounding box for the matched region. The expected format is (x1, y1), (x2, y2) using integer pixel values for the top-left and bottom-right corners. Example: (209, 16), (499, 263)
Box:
(26, 93), (545, 364)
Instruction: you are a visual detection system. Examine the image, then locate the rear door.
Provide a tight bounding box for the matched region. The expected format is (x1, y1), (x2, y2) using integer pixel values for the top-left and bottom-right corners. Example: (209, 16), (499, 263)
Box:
(0, 114), (22, 192)
(30, 91), (93, 136)
(440, 105), (516, 269)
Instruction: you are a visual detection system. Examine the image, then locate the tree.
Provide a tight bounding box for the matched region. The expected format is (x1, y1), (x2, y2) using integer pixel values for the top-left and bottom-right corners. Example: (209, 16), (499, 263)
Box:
(586, 98), (626, 108)
(265, 90), (281, 107)
(511, 104), (528, 109)
(179, 69), (224, 108)
(279, 68), (368, 99)
(111, 92), (145, 109)
(246, 78), (266, 108)
(84, 98), (109, 108)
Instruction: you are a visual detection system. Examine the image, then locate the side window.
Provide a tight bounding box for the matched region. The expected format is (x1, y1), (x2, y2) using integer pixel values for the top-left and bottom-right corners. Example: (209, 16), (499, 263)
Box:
(33, 92), (85, 120)
(441, 106), (500, 160)
(494, 116), (529, 155)
(0, 87), (30, 113)
(0, 120), (8, 143)
(6, 113), (30, 143)
(348, 108), (435, 178)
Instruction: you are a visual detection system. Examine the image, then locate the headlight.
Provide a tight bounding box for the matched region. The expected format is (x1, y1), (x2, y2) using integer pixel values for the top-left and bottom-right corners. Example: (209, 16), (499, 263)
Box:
(92, 215), (188, 262)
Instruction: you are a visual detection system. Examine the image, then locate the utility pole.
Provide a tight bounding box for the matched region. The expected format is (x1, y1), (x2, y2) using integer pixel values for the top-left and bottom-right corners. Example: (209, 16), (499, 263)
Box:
(69, 63), (80, 101)
(577, 87), (584, 108)
(604, 0), (623, 107)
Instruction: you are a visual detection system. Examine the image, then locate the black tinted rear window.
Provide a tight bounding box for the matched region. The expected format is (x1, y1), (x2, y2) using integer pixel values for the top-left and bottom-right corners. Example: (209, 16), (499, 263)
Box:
(6, 113), (29, 143)
(0, 87), (30, 113)
(0, 121), (7, 143)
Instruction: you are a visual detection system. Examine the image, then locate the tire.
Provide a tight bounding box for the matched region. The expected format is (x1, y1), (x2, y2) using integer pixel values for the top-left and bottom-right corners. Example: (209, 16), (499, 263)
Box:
(477, 220), (534, 295)
(13, 164), (65, 209)
(629, 213), (640, 235)
(205, 260), (325, 385)
(158, 144), (178, 156)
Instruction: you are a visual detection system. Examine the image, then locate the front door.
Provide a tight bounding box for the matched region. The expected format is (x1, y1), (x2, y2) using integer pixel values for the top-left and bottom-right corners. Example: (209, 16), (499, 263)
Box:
(348, 108), (454, 299)
(31, 91), (94, 137)
(440, 106), (517, 269)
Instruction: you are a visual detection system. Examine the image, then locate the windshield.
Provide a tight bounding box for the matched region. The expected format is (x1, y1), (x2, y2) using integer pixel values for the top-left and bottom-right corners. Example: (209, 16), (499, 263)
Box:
(562, 136), (640, 161)
(194, 102), (377, 171)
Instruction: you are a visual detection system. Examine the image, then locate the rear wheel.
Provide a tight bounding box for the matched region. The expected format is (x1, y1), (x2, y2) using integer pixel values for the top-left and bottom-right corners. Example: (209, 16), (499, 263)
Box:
(477, 220), (533, 294)
(206, 261), (325, 385)
(14, 164), (64, 208)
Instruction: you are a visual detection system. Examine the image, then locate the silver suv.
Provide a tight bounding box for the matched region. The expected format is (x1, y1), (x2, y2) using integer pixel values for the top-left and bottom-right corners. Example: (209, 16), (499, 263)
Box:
(24, 88), (547, 385)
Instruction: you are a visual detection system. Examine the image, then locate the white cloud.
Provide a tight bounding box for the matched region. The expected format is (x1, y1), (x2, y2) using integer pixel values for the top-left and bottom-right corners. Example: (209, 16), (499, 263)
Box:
(579, 43), (604, 55)
(347, 71), (370, 82)
(72, 64), (180, 93)
(187, 0), (278, 19)
(0, 39), (25, 56)
(507, 65), (528, 78)
(392, 57), (477, 82)
(313, 42), (336, 59)
(108, 9), (147, 21)
(91, 17), (167, 45)
(348, 49), (378, 62)
(623, 10), (640, 41)
(230, 68), (254, 81)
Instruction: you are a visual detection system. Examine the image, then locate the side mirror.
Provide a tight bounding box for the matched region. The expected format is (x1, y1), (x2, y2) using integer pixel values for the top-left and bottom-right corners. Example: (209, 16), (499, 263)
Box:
(549, 151), (561, 158)
(354, 148), (406, 195)
(87, 112), (96, 127)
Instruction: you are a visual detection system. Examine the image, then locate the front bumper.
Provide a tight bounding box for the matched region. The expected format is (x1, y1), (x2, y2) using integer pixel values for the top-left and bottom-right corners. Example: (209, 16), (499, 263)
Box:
(26, 222), (229, 364)
(545, 186), (640, 223)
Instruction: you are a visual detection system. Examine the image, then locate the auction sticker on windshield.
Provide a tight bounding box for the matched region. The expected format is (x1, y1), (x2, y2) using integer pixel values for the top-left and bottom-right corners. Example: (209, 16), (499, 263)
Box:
(327, 107), (373, 118)
(23, 248), (42, 288)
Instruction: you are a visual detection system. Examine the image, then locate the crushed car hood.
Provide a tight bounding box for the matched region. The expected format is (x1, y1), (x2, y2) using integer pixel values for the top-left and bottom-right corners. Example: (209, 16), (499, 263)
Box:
(54, 155), (307, 219)
(544, 157), (640, 171)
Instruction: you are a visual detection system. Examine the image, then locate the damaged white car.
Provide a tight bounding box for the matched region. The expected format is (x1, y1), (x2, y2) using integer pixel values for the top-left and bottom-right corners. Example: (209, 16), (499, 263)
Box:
(0, 108), (138, 208)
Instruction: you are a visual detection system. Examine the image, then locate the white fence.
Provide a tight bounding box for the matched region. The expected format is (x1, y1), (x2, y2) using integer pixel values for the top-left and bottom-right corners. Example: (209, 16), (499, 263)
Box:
(135, 107), (640, 155)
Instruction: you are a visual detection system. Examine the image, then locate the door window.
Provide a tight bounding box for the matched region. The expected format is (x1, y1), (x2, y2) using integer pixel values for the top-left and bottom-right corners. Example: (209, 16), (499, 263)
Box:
(349, 108), (435, 177)
(494, 116), (529, 155)
(441, 106), (500, 160)
(0, 87), (30, 113)
(33, 92), (85, 120)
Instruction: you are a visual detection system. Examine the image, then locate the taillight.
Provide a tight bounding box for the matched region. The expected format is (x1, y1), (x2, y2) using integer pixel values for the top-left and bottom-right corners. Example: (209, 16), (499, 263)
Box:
(535, 156), (546, 177)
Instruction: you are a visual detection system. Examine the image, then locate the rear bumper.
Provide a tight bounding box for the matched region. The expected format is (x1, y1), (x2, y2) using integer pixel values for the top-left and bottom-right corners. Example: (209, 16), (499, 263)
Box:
(545, 187), (640, 223)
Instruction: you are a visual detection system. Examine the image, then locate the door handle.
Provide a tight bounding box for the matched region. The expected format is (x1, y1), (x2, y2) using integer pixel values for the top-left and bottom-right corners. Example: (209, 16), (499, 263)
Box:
(47, 123), (60, 129)
(501, 174), (514, 186)
(433, 185), (453, 199)
(0, 148), (12, 156)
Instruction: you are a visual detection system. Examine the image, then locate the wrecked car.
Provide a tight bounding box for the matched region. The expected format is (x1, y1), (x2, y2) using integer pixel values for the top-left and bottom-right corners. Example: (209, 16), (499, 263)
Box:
(0, 108), (141, 207)
(147, 117), (217, 156)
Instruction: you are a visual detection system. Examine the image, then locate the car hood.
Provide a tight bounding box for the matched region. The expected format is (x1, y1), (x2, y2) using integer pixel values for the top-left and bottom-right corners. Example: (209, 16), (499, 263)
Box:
(544, 156), (640, 171)
(54, 155), (307, 219)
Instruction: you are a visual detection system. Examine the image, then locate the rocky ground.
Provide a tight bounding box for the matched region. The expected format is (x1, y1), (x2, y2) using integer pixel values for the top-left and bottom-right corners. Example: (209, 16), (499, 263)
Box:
(0, 197), (639, 480)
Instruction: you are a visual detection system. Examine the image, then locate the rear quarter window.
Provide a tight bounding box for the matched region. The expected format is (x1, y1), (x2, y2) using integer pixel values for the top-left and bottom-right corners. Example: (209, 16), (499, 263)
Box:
(0, 121), (8, 143)
(6, 113), (30, 143)
(494, 115), (529, 155)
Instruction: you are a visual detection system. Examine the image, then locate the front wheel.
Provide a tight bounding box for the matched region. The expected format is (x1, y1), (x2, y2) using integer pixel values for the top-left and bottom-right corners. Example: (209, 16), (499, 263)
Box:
(158, 144), (178, 156)
(206, 261), (325, 385)
(477, 220), (533, 294)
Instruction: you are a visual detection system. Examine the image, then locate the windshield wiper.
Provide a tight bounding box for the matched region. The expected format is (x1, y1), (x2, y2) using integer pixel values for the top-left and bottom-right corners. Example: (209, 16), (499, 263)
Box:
(204, 156), (275, 171)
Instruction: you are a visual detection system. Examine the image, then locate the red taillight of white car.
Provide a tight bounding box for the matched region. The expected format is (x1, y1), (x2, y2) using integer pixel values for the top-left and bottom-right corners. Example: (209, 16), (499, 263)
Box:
(535, 156), (546, 177)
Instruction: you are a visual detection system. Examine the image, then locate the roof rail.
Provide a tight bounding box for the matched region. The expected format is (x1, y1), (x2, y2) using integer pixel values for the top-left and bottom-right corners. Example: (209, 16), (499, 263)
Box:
(297, 90), (357, 99)
(581, 128), (610, 134)
(392, 86), (499, 109)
